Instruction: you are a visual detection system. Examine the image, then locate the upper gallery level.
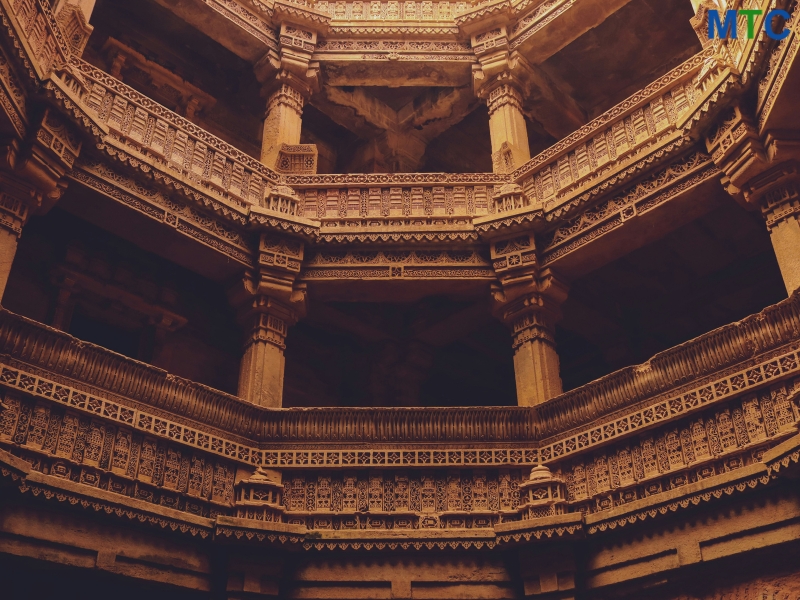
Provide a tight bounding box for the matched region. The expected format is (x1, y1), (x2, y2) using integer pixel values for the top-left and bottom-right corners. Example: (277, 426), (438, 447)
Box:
(0, 0), (797, 411)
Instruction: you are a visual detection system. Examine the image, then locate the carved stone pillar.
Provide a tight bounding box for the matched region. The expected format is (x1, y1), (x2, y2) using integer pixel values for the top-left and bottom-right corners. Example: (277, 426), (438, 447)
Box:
(484, 82), (531, 173)
(509, 299), (563, 406)
(0, 108), (79, 300)
(237, 296), (295, 408)
(261, 81), (307, 169)
(230, 233), (306, 408)
(257, 2), (329, 170)
(704, 105), (800, 294)
(0, 175), (34, 299)
(490, 232), (568, 406)
(750, 166), (800, 294)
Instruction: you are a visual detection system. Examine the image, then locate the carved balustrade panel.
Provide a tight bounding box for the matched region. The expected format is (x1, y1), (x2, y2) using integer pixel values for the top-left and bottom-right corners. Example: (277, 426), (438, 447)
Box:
(286, 174), (508, 231)
(506, 56), (705, 220)
(3, 0), (71, 81)
(71, 60), (281, 207)
(0, 293), (800, 531)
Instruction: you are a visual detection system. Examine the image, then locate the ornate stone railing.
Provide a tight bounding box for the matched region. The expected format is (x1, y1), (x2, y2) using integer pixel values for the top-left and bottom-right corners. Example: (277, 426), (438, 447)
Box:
(284, 173), (508, 224)
(506, 51), (709, 220)
(4, 0), (71, 80)
(0, 293), (799, 537)
(535, 291), (800, 440)
(72, 59), (281, 204)
(0, 309), (537, 450)
(1, 293), (800, 455)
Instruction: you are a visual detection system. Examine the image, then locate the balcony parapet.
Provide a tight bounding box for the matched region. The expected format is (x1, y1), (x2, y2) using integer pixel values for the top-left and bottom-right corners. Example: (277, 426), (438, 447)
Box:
(0, 293), (799, 454)
(1, 294), (799, 539)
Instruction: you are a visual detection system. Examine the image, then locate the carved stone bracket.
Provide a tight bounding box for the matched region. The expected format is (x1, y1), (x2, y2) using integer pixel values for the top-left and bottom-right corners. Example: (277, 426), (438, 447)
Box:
(54, 0), (94, 56)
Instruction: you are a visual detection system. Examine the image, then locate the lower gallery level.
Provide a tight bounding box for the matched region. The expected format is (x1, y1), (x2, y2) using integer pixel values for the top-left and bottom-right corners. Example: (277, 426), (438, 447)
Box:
(1, 0), (800, 597)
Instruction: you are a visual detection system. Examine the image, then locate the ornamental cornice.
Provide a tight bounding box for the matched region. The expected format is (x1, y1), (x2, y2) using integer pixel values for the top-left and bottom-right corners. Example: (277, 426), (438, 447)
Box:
(272, 0), (332, 31)
(583, 462), (774, 535)
(207, 0), (280, 50)
(0, 448), (215, 538)
(2, 436), (798, 550)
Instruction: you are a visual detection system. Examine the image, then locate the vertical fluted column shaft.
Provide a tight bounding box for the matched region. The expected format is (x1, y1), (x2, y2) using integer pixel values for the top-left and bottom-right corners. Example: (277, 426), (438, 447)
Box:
(511, 308), (563, 407)
(485, 83), (531, 173)
(238, 299), (293, 408)
(261, 84), (305, 169)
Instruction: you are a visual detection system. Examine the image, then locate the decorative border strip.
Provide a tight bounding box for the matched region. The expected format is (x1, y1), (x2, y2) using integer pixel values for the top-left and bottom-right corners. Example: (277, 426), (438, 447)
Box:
(539, 347), (800, 463)
(0, 452), (213, 538)
(0, 360), (543, 469)
(585, 468), (773, 534)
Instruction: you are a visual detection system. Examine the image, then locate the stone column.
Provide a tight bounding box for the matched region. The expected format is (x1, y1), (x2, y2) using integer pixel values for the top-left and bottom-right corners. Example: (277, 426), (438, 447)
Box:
(485, 83), (531, 173)
(489, 229), (568, 407)
(230, 233), (306, 408)
(703, 106), (800, 295)
(756, 173), (800, 294)
(0, 178), (33, 301)
(261, 83), (306, 169)
(238, 297), (295, 408)
(510, 301), (563, 407)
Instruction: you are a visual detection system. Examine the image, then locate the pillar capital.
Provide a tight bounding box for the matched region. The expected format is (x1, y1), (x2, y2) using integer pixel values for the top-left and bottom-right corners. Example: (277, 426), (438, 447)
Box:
(483, 81), (524, 118)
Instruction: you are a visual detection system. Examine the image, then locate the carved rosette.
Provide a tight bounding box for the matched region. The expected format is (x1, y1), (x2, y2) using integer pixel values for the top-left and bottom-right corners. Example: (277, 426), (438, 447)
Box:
(516, 465), (567, 520)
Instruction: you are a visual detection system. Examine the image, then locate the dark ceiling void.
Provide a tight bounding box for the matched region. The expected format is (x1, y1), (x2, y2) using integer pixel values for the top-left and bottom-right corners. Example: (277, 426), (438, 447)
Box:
(283, 296), (516, 408)
(420, 105), (493, 173)
(86, 0), (264, 156)
(541, 0), (702, 121)
(556, 200), (787, 391)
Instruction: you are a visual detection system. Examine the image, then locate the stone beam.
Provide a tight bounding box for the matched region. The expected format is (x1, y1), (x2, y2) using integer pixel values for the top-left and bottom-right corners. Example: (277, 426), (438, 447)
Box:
(323, 86), (399, 133)
(149, 0), (274, 63)
(315, 85), (480, 171)
(511, 0), (635, 64)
